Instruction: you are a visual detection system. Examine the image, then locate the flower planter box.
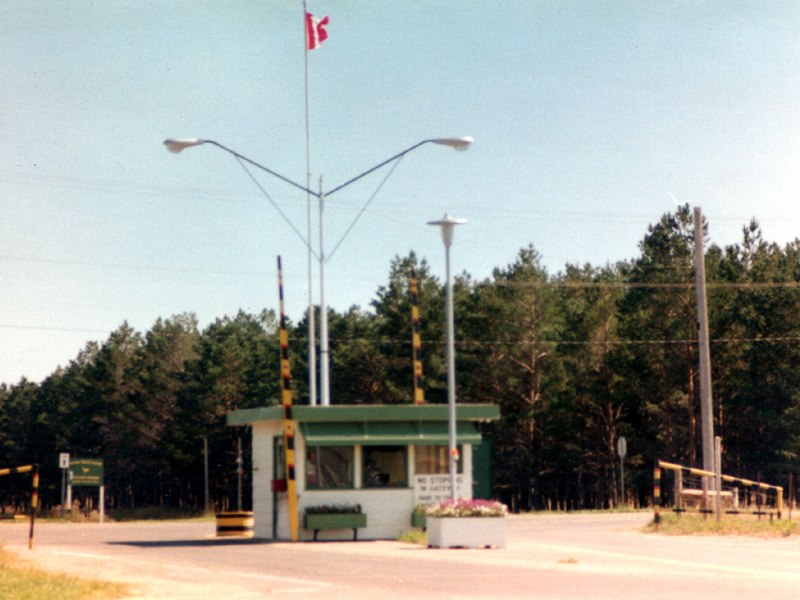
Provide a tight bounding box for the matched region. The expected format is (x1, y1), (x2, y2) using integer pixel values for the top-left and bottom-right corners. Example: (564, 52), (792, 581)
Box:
(411, 512), (427, 529)
(426, 516), (506, 549)
(303, 512), (367, 541)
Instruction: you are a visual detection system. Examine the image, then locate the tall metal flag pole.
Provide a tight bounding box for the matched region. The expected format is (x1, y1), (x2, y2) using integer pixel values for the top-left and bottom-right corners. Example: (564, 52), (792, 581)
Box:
(278, 256), (299, 541)
(302, 0), (317, 405)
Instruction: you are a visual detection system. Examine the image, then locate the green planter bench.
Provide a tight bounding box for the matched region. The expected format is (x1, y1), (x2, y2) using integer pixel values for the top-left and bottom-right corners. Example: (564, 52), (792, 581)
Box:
(411, 512), (427, 529)
(303, 512), (367, 541)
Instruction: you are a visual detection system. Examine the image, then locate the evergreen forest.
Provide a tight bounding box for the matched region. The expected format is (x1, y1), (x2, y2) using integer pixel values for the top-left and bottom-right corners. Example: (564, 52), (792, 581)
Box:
(3, 206), (800, 513)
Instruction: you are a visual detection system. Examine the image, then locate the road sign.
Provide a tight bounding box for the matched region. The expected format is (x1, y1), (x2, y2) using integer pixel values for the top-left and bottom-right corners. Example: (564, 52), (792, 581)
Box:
(59, 453), (70, 469)
(70, 458), (104, 487)
(617, 436), (627, 460)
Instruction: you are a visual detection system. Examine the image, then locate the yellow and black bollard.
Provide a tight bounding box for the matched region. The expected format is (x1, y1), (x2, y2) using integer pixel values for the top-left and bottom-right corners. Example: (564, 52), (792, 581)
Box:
(215, 511), (254, 538)
(29, 464), (39, 549)
(653, 464), (661, 529)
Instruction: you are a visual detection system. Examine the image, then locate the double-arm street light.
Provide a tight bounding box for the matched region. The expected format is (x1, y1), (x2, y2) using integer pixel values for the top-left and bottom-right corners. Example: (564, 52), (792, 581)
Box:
(164, 136), (473, 407)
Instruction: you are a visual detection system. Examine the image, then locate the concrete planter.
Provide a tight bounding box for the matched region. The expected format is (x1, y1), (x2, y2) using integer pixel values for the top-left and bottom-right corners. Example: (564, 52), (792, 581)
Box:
(426, 516), (506, 549)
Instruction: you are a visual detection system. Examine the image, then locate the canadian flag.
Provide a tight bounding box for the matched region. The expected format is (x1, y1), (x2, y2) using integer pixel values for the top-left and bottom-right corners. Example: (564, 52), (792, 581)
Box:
(306, 12), (329, 50)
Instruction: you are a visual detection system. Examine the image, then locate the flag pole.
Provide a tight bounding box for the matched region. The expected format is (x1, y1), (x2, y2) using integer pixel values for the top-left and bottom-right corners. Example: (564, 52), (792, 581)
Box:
(303, 0), (317, 406)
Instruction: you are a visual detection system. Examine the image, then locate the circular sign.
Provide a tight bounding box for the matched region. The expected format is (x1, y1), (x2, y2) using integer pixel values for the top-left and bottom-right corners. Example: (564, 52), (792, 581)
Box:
(617, 436), (627, 459)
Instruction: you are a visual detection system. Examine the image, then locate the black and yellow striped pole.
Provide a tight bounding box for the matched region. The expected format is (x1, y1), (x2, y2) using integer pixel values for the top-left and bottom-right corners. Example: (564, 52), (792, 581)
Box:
(410, 267), (425, 404)
(29, 464), (39, 549)
(277, 257), (299, 541)
(653, 463), (661, 528)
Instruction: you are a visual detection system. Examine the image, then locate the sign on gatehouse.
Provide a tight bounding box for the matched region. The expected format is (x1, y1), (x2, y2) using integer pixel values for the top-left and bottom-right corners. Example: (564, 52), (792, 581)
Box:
(413, 474), (470, 505)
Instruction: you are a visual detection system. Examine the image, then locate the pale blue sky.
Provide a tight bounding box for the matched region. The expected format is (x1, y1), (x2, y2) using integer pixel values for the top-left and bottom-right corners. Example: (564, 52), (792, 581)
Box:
(2, 1), (799, 384)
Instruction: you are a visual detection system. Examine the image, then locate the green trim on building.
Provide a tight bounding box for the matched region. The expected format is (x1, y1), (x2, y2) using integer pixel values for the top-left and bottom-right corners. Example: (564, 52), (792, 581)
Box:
(299, 420), (482, 446)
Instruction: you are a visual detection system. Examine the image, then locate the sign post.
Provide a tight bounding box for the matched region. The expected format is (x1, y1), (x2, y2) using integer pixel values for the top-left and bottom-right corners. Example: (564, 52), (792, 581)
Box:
(59, 453), (69, 517)
(69, 458), (105, 523)
(617, 436), (627, 507)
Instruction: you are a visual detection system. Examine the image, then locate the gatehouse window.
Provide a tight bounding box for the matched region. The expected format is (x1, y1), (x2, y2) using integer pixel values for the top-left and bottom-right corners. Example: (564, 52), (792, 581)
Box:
(305, 446), (354, 489)
(362, 445), (407, 487)
(414, 445), (463, 474)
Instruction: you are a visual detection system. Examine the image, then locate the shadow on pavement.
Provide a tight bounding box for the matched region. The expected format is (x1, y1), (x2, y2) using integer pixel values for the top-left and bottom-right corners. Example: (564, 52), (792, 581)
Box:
(109, 538), (273, 548)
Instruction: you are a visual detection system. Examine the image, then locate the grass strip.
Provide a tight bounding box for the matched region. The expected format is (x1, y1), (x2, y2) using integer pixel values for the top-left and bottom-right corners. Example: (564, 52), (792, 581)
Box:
(0, 546), (128, 600)
(644, 513), (798, 537)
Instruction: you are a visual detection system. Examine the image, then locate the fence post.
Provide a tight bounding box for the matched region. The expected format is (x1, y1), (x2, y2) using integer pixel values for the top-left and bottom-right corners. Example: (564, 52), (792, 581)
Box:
(674, 470), (683, 512)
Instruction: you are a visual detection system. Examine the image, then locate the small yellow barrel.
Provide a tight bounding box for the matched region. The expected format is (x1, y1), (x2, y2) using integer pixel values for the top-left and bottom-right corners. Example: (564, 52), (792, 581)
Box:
(215, 511), (254, 538)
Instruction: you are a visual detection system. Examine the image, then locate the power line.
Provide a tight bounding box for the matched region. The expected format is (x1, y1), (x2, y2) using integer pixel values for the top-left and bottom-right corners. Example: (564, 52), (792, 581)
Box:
(0, 323), (111, 334)
(327, 335), (800, 348)
(0, 254), (269, 277)
(5, 253), (800, 291)
(493, 281), (800, 289)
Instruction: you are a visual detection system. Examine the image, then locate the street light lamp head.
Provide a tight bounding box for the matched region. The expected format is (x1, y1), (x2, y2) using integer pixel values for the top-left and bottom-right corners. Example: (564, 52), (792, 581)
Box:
(431, 136), (474, 151)
(427, 213), (467, 248)
(163, 138), (205, 153)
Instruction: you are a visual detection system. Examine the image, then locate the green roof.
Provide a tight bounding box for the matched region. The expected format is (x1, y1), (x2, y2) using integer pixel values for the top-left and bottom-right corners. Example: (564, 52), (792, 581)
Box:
(227, 403), (499, 427)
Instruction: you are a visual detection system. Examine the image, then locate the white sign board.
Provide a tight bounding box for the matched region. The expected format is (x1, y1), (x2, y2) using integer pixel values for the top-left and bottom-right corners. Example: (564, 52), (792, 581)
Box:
(413, 474), (470, 505)
(59, 453), (70, 469)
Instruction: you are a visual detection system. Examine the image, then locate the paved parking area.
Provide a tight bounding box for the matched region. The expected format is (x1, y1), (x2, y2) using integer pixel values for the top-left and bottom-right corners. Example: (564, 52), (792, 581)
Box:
(4, 513), (800, 599)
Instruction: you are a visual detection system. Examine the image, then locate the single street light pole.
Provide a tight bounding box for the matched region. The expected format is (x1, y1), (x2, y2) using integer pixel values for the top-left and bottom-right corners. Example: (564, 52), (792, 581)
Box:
(203, 436), (209, 514)
(317, 178), (331, 407)
(164, 136), (473, 408)
(428, 213), (467, 501)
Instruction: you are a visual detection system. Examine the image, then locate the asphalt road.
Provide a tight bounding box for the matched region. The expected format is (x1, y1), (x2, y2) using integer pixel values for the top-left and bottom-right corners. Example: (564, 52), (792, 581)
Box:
(4, 513), (800, 599)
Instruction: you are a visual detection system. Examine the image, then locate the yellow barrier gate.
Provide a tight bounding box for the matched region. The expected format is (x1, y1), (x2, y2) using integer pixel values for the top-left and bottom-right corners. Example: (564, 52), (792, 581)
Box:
(654, 460), (783, 526)
(0, 464), (39, 549)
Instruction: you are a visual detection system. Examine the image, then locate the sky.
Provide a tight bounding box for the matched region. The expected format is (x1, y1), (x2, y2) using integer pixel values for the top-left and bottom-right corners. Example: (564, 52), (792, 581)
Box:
(2, 1), (799, 385)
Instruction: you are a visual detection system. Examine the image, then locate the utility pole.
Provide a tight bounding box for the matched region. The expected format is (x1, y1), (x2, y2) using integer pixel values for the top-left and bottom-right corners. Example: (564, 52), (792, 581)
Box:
(694, 207), (715, 508)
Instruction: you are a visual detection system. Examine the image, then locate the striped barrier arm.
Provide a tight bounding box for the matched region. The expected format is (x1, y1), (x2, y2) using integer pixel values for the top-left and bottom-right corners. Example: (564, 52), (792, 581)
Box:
(0, 465), (33, 477)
